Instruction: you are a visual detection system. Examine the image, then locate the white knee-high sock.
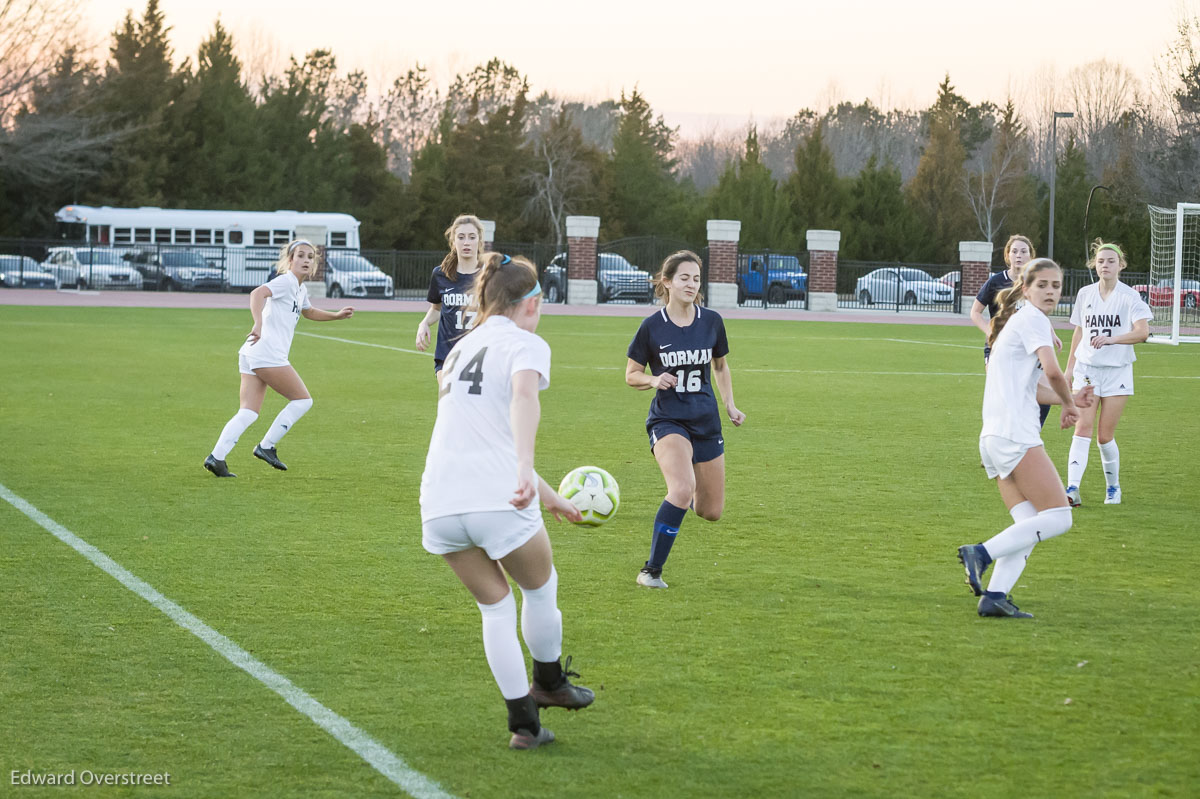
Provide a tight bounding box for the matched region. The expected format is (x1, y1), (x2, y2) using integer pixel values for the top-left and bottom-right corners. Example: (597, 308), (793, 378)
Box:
(260, 398), (312, 449)
(212, 408), (258, 460)
(1066, 435), (1091, 487)
(983, 507), (1073, 560)
(987, 501), (1037, 594)
(1099, 439), (1120, 488)
(476, 591), (529, 700)
(519, 567), (563, 664)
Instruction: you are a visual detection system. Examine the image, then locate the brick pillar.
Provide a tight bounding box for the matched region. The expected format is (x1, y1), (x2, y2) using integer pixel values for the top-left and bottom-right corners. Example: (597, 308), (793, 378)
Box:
(806, 229), (841, 311)
(481, 220), (495, 253)
(959, 241), (993, 313)
(706, 219), (740, 309)
(566, 215), (599, 305)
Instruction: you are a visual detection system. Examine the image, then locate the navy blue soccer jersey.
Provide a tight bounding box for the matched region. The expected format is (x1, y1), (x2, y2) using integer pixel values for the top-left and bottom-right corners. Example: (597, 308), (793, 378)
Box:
(627, 306), (730, 438)
(426, 267), (477, 362)
(976, 270), (1014, 318)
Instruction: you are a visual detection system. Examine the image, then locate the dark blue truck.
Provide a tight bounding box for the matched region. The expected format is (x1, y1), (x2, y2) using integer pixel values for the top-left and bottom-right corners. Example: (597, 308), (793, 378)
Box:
(737, 254), (807, 304)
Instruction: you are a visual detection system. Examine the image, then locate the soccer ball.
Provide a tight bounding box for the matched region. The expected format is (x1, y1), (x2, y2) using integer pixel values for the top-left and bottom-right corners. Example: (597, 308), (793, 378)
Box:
(557, 466), (620, 527)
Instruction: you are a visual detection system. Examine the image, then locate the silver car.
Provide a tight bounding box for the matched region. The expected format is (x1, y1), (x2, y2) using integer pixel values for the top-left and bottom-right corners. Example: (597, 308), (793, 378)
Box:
(0, 255), (57, 289)
(855, 267), (953, 306)
(43, 247), (144, 290)
(325, 253), (394, 299)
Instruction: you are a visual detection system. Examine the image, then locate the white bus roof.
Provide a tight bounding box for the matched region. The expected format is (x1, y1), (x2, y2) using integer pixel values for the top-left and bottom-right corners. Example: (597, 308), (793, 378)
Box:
(55, 205), (360, 230)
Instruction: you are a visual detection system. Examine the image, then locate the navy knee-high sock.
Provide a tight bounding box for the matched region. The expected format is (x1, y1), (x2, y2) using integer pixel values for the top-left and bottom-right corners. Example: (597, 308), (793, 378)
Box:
(647, 500), (687, 573)
(1038, 403), (1051, 428)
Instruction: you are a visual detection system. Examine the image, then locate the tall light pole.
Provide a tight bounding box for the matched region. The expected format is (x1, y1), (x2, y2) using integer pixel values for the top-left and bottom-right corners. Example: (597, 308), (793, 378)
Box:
(1048, 110), (1074, 260)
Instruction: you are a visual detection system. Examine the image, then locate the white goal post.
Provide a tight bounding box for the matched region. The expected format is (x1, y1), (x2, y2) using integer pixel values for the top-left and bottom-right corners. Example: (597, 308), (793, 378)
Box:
(1147, 203), (1200, 345)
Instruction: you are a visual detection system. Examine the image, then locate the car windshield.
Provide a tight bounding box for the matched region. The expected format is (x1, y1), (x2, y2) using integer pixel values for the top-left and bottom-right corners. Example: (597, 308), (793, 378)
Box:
(1181, 280), (1200, 290)
(900, 269), (933, 282)
(1, 255), (38, 270)
(328, 256), (376, 272)
(162, 252), (209, 267)
(76, 250), (125, 265)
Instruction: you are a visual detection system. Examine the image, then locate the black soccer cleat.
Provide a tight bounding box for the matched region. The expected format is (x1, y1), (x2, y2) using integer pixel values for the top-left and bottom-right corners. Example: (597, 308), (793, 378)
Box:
(204, 454), (236, 478)
(957, 544), (992, 597)
(253, 445), (287, 471)
(529, 655), (595, 710)
(509, 726), (555, 750)
(978, 592), (1034, 619)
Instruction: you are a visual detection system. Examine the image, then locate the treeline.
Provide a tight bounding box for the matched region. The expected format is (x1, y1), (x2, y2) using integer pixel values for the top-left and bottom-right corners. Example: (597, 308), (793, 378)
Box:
(2, 0), (1199, 269)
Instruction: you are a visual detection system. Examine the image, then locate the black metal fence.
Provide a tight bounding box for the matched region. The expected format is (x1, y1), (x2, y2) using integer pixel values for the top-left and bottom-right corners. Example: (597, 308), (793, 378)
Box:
(838, 260), (961, 313)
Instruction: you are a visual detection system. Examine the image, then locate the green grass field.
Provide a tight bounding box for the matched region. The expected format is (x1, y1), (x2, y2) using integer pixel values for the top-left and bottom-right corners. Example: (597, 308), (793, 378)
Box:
(1, 305), (1197, 798)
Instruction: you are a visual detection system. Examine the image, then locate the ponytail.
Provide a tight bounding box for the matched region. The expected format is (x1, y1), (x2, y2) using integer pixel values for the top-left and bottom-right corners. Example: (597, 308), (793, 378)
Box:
(988, 257), (1061, 347)
(467, 252), (539, 329)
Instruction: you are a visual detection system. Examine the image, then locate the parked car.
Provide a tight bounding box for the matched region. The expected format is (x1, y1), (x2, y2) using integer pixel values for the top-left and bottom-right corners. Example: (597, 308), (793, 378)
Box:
(0, 255), (56, 289)
(855, 267), (954, 306)
(1131, 278), (1200, 308)
(42, 247), (143, 290)
(737, 254), (807, 304)
(125, 249), (226, 291)
(325, 252), (394, 299)
(938, 270), (961, 288)
(542, 252), (654, 304)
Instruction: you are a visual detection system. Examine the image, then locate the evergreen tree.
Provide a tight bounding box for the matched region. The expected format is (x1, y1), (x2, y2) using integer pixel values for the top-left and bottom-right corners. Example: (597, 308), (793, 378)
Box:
(843, 155), (929, 261)
(707, 127), (794, 249)
(908, 102), (972, 263)
(168, 21), (261, 207)
(1042, 135), (1091, 269)
(605, 88), (687, 238)
(781, 123), (845, 240)
(93, 0), (179, 205)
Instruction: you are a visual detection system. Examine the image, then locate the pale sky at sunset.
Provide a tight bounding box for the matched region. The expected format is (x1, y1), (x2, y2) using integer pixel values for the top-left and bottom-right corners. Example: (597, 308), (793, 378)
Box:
(85, 0), (1189, 134)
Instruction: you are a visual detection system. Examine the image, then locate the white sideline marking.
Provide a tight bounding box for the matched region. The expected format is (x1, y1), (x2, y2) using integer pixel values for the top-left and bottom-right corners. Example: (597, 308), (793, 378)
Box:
(298, 331), (431, 357)
(0, 482), (456, 799)
(298, 331), (1200, 379)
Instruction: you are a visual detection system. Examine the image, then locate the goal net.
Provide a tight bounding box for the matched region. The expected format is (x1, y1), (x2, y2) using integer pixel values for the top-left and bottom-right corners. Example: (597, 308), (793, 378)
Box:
(1147, 203), (1200, 344)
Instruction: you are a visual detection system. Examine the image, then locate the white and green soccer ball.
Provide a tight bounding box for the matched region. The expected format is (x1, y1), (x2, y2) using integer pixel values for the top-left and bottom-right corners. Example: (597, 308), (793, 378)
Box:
(558, 465), (620, 527)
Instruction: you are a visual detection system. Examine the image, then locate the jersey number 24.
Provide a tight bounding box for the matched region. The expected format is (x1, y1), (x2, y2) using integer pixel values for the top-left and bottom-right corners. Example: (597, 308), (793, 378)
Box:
(439, 347), (488, 398)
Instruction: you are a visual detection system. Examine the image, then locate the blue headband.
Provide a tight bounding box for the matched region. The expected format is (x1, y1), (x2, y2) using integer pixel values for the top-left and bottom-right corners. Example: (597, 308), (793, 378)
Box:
(512, 281), (541, 303)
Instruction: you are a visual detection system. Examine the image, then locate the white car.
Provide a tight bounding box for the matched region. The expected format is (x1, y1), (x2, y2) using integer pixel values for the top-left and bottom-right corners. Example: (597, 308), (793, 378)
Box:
(324, 253), (394, 299)
(42, 247), (144, 290)
(855, 267), (953, 306)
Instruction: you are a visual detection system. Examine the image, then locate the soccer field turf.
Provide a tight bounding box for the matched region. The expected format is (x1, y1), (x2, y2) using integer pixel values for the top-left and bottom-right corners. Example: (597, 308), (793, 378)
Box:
(1, 306), (1197, 798)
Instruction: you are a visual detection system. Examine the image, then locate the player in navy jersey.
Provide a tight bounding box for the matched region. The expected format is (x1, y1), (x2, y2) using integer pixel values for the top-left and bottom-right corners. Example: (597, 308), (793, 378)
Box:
(415, 214), (483, 384)
(625, 250), (745, 588)
(970, 234), (1053, 427)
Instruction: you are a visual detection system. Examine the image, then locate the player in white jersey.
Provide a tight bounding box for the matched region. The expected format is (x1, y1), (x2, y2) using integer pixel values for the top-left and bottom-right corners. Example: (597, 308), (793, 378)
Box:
(204, 240), (353, 477)
(1063, 242), (1151, 506)
(420, 253), (594, 750)
(957, 259), (1094, 619)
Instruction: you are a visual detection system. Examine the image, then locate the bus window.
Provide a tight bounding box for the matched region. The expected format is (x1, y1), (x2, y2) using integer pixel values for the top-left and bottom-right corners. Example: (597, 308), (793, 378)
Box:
(227, 231), (242, 245)
(330, 231), (347, 247)
(195, 230), (211, 244)
(154, 228), (171, 242)
(254, 231), (270, 245)
(114, 228), (133, 244)
(272, 229), (290, 245)
(135, 228), (152, 243)
(176, 229), (193, 244)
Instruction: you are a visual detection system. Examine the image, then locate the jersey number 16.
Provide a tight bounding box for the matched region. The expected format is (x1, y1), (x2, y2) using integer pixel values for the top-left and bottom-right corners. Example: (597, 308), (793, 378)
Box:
(673, 369), (702, 392)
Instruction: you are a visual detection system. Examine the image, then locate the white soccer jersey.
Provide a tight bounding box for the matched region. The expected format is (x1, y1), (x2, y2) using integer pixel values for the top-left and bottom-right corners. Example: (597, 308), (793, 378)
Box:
(238, 271), (311, 363)
(420, 315), (552, 521)
(1069, 282), (1152, 368)
(981, 304), (1056, 446)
